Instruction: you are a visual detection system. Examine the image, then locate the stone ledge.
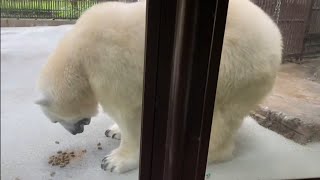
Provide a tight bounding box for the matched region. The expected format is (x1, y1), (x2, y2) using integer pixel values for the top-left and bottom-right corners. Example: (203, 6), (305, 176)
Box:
(251, 106), (320, 145)
(1, 18), (76, 27)
(249, 59), (320, 145)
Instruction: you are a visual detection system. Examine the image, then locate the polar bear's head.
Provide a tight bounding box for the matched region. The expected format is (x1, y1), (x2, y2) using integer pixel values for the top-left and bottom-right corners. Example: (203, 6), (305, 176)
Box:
(36, 53), (98, 135)
(36, 92), (98, 135)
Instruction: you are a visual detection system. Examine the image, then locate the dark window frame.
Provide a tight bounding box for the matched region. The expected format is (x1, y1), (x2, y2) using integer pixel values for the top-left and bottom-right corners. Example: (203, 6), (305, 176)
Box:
(139, 0), (229, 180)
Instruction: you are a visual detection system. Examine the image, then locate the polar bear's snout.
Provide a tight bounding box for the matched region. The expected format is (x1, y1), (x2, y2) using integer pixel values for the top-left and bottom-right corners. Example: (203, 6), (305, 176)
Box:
(80, 118), (91, 125)
(59, 118), (91, 135)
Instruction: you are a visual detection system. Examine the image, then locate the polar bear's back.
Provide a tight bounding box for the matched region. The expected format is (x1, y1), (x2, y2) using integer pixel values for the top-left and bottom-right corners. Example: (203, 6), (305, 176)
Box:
(215, 0), (283, 105)
(44, 0), (282, 116)
(54, 1), (148, 110)
(75, 1), (145, 32)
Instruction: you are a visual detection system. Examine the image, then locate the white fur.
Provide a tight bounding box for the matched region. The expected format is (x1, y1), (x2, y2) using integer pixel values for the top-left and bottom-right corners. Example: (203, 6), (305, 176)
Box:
(106, 123), (121, 140)
(37, 0), (282, 173)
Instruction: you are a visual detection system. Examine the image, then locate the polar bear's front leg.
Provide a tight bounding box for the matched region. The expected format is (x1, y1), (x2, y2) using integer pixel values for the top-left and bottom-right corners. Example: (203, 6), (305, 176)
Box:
(101, 110), (141, 173)
(207, 107), (245, 163)
(101, 141), (140, 173)
(105, 123), (121, 140)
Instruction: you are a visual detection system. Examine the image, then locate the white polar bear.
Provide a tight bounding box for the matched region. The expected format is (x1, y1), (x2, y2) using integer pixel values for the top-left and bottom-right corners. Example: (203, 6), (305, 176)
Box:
(36, 0), (282, 173)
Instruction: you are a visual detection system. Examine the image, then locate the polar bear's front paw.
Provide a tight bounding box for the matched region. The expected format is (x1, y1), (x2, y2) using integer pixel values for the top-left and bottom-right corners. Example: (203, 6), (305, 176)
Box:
(105, 124), (121, 140)
(101, 147), (139, 173)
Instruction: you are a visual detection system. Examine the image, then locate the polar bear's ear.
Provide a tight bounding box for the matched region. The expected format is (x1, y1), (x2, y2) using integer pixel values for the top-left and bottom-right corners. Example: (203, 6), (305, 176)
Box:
(35, 98), (51, 106)
(35, 93), (51, 106)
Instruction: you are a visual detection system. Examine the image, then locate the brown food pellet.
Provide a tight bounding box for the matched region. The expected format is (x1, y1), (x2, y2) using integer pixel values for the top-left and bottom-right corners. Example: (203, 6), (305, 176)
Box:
(97, 143), (101, 146)
(98, 147), (102, 150)
(50, 172), (56, 177)
(49, 150), (82, 168)
(55, 141), (60, 144)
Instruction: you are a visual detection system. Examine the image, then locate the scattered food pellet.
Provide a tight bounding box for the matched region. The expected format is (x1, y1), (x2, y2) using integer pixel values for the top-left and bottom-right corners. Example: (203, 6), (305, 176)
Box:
(98, 147), (102, 150)
(50, 172), (56, 177)
(82, 149), (87, 153)
(55, 141), (60, 144)
(48, 150), (81, 168)
(97, 142), (101, 146)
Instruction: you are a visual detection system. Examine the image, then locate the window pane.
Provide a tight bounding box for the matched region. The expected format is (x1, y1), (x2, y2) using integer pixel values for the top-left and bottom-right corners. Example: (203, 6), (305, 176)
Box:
(205, 0), (320, 179)
(1, 0), (146, 179)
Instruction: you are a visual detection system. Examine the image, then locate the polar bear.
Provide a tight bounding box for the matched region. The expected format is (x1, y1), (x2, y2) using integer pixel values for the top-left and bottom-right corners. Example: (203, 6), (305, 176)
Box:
(35, 0), (282, 174)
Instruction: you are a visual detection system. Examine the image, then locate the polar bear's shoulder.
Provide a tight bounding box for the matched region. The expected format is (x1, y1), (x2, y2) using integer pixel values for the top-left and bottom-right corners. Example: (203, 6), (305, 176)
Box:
(74, 1), (146, 30)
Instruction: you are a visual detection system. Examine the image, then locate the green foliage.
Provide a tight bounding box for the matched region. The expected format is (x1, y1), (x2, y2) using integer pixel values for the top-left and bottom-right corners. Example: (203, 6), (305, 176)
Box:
(0, 0), (98, 19)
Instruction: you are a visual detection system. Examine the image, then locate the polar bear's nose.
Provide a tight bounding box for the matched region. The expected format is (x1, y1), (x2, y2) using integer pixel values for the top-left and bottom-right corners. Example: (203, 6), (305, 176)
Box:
(72, 118), (91, 135)
(79, 118), (91, 125)
(70, 118), (91, 135)
(60, 118), (91, 135)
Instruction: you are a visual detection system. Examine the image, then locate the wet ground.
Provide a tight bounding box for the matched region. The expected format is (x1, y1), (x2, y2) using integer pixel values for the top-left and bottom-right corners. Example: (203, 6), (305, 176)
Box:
(252, 58), (320, 144)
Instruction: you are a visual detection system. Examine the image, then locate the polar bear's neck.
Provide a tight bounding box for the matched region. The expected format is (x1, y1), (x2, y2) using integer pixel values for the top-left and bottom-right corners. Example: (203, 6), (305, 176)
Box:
(38, 45), (94, 104)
